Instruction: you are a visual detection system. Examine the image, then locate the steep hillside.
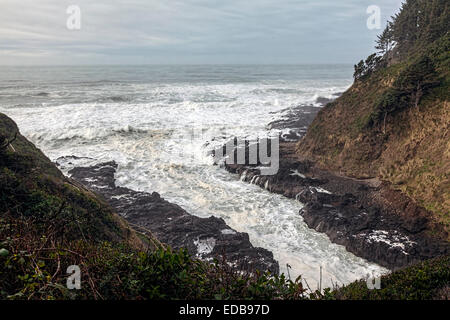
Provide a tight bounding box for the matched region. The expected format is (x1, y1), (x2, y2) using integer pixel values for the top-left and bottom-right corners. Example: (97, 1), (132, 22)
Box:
(297, 0), (449, 237)
(0, 113), (146, 246)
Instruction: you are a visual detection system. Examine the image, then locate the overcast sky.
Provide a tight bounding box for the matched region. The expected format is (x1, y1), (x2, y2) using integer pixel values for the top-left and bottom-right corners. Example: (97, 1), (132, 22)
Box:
(0, 0), (404, 65)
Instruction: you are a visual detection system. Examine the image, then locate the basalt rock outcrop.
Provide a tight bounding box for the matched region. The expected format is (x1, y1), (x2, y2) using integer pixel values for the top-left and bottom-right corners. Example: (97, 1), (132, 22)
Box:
(68, 161), (279, 274)
(224, 142), (449, 270)
(218, 95), (448, 270)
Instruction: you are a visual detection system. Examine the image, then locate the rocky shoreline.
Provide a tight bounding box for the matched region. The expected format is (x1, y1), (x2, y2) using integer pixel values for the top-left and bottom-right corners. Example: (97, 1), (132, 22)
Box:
(59, 96), (448, 273)
(222, 101), (449, 270)
(67, 161), (279, 274)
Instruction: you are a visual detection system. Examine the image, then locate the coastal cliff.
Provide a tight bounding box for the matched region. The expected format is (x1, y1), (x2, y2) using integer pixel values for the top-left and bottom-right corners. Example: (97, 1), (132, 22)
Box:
(224, 0), (449, 270)
(298, 0), (449, 239)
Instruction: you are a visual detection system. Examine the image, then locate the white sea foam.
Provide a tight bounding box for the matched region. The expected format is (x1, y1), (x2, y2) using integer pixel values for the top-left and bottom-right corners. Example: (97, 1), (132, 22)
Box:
(0, 65), (387, 288)
(194, 237), (216, 257)
(221, 229), (237, 235)
(313, 187), (333, 194)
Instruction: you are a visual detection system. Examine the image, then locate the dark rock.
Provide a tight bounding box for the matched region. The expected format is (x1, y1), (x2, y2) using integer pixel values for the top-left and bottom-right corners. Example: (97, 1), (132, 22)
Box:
(315, 97), (334, 105)
(69, 161), (279, 274)
(223, 142), (449, 270)
(214, 91), (447, 270)
(268, 105), (321, 142)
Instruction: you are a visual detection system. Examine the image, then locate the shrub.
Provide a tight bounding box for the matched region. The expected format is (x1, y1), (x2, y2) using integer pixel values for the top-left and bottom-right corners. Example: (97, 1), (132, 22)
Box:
(0, 215), (307, 300)
(333, 255), (450, 300)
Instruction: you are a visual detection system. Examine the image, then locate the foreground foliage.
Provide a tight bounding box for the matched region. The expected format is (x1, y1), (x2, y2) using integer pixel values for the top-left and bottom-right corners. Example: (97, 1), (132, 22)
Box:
(0, 215), (306, 300)
(1, 213), (448, 300)
(333, 255), (450, 300)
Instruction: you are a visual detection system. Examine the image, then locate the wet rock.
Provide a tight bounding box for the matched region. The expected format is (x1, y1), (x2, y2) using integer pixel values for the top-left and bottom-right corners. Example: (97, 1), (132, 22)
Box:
(223, 142), (449, 270)
(268, 105), (321, 142)
(214, 93), (448, 270)
(315, 97), (334, 105)
(298, 187), (448, 269)
(68, 161), (279, 274)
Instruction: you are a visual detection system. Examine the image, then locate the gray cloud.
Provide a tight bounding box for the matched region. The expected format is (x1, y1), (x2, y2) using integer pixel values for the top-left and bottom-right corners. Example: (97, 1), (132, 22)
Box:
(0, 0), (403, 65)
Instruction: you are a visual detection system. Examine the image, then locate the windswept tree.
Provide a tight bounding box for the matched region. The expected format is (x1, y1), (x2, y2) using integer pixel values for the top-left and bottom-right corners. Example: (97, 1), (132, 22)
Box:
(353, 54), (382, 81)
(353, 60), (366, 81)
(355, 0), (448, 82)
(393, 55), (440, 109)
(375, 22), (395, 65)
(365, 54), (381, 73)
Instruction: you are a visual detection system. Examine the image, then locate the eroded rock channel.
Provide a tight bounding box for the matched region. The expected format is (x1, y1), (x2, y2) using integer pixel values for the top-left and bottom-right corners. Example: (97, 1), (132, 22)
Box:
(68, 161), (279, 274)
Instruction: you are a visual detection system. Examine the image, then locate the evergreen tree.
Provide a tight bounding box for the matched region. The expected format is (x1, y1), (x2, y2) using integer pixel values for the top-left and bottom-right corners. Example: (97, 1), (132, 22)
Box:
(394, 55), (440, 108)
(353, 60), (365, 80)
(375, 22), (394, 56)
(354, 0), (448, 82)
(390, 0), (448, 59)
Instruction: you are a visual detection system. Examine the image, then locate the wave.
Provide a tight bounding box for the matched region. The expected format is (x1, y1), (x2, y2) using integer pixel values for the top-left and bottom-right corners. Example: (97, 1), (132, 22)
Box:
(28, 125), (152, 145)
(250, 88), (305, 95)
(36, 92), (50, 97)
(94, 95), (133, 103)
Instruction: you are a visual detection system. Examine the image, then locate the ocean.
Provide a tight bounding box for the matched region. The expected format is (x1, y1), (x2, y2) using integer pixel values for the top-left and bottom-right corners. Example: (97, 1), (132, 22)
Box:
(0, 64), (387, 287)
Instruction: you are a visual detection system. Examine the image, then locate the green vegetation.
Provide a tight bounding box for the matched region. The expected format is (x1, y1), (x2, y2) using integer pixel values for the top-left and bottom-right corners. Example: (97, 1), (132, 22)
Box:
(353, 53), (383, 81)
(371, 55), (440, 131)
(0, 214), (306, 300)
(356, 0), (449, 76)
(1, 210), (448, 300)
(388, 0), (449, 60)
(333, 255), (450, 300)
(0, 114), (130, 244)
